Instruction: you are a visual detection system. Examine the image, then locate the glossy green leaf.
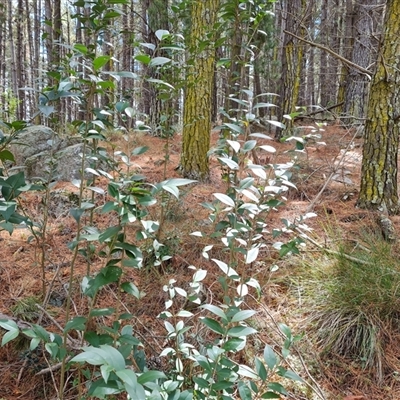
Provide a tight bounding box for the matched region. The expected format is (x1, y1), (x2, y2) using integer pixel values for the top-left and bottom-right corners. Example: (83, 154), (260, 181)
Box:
(267, 382), (287, 395)
(227, 326), (257, 337)
(264, 345), (278, 370)
(213, 193), (235, 207)
(200, 317), (225, 335)
(261, 392), (280, 399)
(64, 316), (87, 333)
(99, 225), (121, 242)
(93, 56), (111, 71)
(283, 369), (303, 382)
(231, 310), (256, 323)
(201, 304), (228, 322)
(238, 382), (252, 400)
(137, 370), (167, 385)
(0, 320), (19, 346)
(255, 358), (268, 381)
(70, 208), (85, 223)
(149, 57), (171, 67)
(89, 308), (115, 318)
(0, 150), (15, 162)
(135, 54), (151, 64)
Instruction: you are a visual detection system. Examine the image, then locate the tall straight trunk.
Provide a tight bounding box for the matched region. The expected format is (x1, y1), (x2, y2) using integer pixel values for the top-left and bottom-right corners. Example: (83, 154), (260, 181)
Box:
(336, 0), (355, 115)
(140, 0), (170, 134)
(342, 0), (383, 126)
(8, 0), (18, 119)
(25, 0), (34, 120)
(53, 0), (63, 123)
(276, 0), (307, 138)
(319, 0), (340, 108)
(181, 0), (220, 181)
(0, 2), (6, 119)
(357, 0), (400, 214)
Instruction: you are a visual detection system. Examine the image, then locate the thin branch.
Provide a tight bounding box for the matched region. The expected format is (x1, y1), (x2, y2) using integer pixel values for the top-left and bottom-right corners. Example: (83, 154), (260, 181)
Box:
(296, 227), (373, 266)
(295, 102), (344, 120)
(283, 30), (372, 77)
(306, 129), (359, 212)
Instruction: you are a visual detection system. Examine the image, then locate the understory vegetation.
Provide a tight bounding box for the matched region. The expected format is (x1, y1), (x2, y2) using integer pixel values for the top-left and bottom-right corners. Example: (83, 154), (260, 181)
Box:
(1, 1), (400, 400)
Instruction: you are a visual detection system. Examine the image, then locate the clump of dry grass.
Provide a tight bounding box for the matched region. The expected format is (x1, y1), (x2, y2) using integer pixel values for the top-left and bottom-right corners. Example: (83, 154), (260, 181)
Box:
(302, 228), (400, 383)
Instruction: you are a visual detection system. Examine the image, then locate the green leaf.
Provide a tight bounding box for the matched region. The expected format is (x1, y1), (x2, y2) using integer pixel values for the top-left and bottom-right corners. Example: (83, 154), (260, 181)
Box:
(238, 365), (259, 379)
(223, 123), (243, 134)
(149, 57), (171, 67)
(200, 317), (226, 335)
(132, 146), (149, 155)
(0, 319), (19, 346)
(0, 150), (15, 162)
(243, 140), (257, 153)
(222, 338), (245, 351)
(231, 310), (256, 323)
(70, 208), (85, 223)
(264, 345), (278, 370)
(93, 56), (111, 71)
(74, 44), (88, 54)
(283, 369), (303, 382)
(135, 54), (151, 64)
(212, 258), (239, 279)
(238, 381), (253, 400)
(193, 376), (210, 388)
(227, 326), (257, 337)
(64, 316), (87, 333)
(267, 382), (287, 395)
(100, 364), (113, 384)
(261, 392), (281, 399)
(71, 349), (107, 366)
(89, 308), (115, 317)
(200, 304), (228, 322)
(278, 323), (292, 340)
(155, 29), (170, 41)
(121, 282), (144, 299)
(245, 247), (259, 264)
(137, 370), (167, 385)
(213, 193), (235, 207)
(218, 157), (239, 170)
(147, 78), (174, 89)
(255, 358), (268, 381)
(32, 324), (50, 342)
(99, 225), (121, 242)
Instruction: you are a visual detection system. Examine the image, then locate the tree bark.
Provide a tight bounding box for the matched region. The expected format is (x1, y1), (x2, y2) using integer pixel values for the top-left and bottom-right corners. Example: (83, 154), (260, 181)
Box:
(342, 0), (383, 126)
(275, 0), (308, 138)
(357, 0), (400, 215)
(181, 0), (220, 181)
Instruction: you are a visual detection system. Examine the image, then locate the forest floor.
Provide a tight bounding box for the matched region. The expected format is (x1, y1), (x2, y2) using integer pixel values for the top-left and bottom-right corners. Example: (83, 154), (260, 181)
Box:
(1, 122), (399, 400)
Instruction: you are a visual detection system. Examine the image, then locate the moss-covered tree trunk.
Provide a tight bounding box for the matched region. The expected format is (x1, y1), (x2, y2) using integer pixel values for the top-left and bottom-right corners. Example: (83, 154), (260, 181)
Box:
(357, 0), (400, 215)
(180, 0), (220, 181)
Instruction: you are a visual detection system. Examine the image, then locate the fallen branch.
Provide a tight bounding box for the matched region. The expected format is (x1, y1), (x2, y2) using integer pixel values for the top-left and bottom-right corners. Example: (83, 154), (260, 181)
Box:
(295, 102), (344, 120)
(283, 30), (372, 77)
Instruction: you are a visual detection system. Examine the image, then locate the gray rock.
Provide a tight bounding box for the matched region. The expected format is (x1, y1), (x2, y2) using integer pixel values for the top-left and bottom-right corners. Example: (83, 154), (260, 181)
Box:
(9, 125), (109, 181)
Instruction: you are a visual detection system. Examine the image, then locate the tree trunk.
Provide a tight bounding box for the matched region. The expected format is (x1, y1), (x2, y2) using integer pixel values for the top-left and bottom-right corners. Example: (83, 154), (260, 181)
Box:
(180, 0), (220, 181)
(342, 0), (383, 127)
(276, 0), (307, 138)
(357, 0), (400, 215)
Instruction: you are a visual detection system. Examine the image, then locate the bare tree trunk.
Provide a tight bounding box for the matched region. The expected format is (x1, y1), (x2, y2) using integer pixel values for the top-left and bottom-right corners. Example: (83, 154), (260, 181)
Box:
(342, 0), (383, 127)
(8, 0), (18, 120)
(276, 0), (308, 138)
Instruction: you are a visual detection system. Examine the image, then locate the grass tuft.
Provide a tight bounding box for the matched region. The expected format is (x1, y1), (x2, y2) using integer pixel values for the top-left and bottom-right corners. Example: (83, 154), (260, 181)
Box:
(306, 229), (400, 381)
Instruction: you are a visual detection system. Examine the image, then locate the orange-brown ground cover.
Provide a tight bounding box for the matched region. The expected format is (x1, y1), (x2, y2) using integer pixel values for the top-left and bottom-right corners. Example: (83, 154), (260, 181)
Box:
(0, 123), (399, 399)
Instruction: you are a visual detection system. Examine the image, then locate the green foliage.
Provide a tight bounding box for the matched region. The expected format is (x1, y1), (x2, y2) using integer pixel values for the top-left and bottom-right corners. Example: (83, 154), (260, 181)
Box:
(0, 1), (322, 399)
